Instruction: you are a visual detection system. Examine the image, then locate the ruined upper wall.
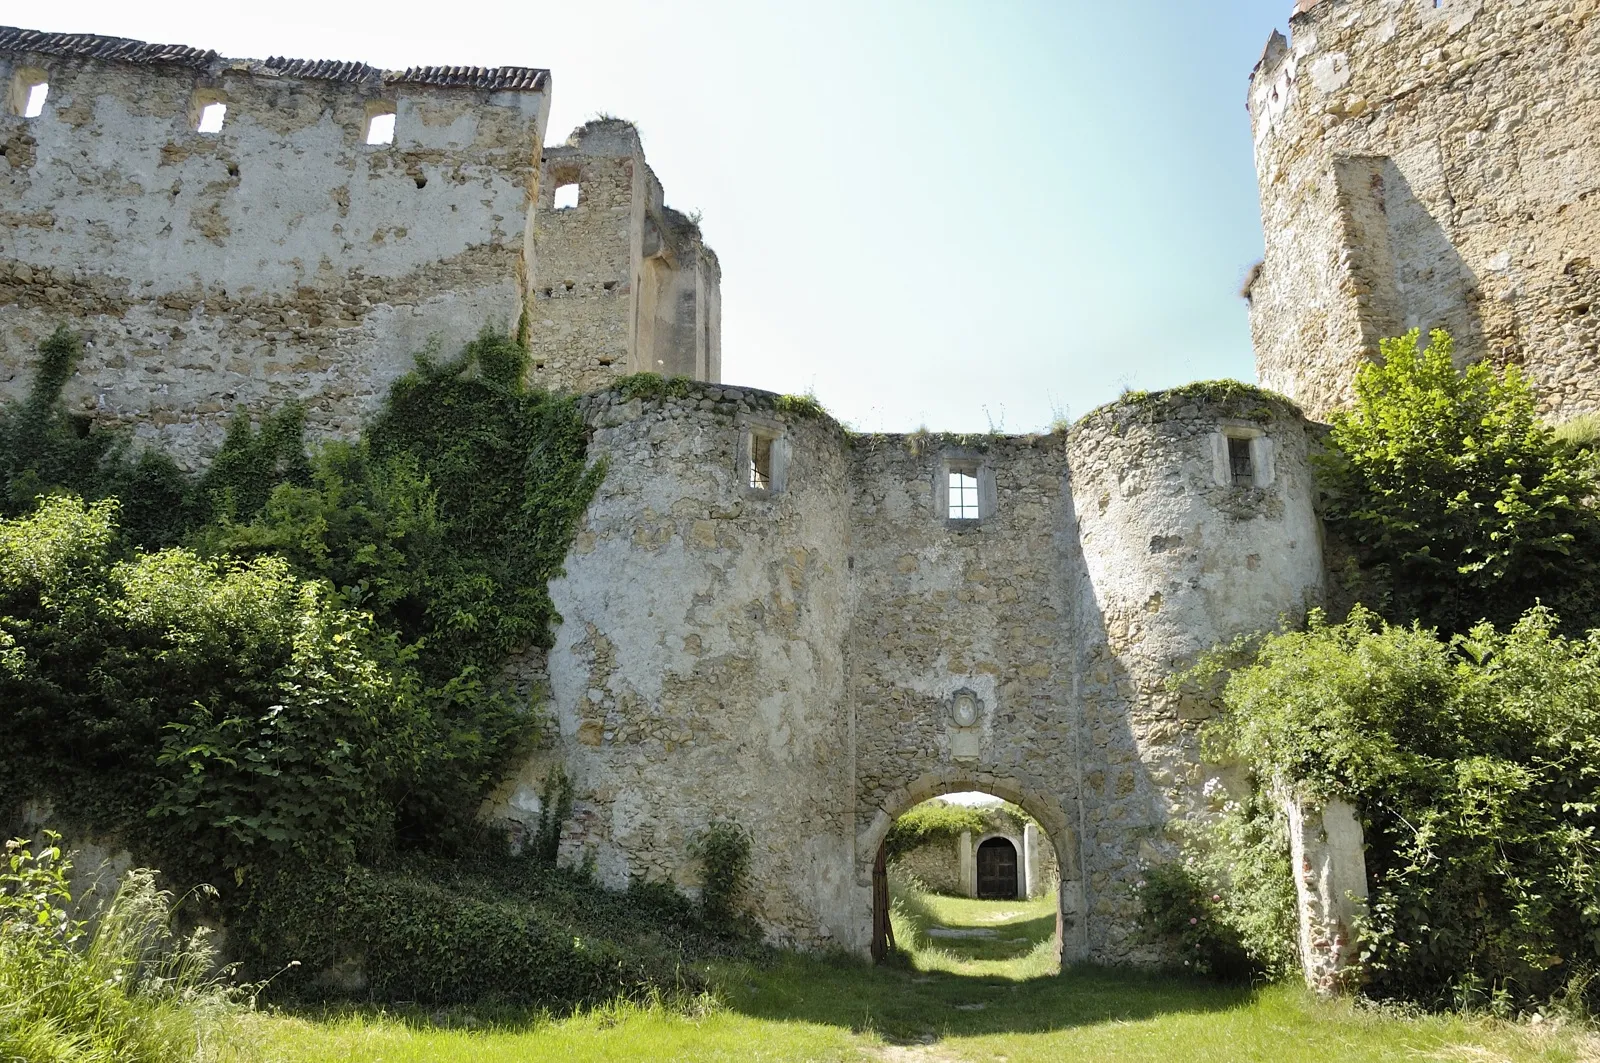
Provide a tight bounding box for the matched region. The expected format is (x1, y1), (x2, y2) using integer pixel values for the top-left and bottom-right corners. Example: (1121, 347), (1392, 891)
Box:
(529, 119), (721, 393)
(1248, 0), (1600, 422)
(0, 26), (550, 465)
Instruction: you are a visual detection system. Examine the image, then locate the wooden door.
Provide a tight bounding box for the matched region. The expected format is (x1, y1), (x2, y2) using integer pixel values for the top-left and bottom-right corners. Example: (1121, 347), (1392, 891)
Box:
(871, 841), (895, 962)
(976, 838), (1018, 900)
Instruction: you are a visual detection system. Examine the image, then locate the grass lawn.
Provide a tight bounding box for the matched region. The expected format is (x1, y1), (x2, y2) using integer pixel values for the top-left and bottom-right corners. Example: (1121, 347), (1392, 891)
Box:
(230, 887), (1600, 1063)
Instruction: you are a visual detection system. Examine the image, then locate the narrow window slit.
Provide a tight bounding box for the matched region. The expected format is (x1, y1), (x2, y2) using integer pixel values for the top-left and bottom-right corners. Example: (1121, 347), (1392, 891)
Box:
(750, 434), (774, 491)
(365, 107), (396, 146)
(10, 70), (49, 119)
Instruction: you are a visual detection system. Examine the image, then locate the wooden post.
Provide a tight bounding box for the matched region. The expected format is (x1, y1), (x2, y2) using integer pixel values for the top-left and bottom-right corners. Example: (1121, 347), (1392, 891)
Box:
(871, 841), (895, 963)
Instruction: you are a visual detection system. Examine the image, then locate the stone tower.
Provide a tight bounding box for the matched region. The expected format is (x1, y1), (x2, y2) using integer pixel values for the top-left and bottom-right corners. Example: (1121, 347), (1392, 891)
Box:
(531, 119), (722, 393)
(1247, 0), (1600, 422)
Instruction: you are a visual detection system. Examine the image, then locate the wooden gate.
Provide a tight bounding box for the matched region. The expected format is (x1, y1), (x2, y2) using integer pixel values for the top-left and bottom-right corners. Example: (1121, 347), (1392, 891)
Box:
(871, 841), (895, 963)
(976, 837), (1019, 900)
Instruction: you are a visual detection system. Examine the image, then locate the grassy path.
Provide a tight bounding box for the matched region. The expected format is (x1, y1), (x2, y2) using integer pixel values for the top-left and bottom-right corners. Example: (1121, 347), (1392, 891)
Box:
(233, 888), (1600, 1063)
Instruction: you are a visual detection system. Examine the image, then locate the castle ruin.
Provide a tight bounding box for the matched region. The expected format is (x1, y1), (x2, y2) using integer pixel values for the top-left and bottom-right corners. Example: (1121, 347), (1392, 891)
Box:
(1, 0), (1593, 979)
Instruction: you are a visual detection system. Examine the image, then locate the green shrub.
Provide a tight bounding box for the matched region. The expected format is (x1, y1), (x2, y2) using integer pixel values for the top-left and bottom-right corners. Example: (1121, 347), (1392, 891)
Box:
(1204, 606), (1600, 1011)
(1, 834), (242, 1061)
(1319, 329), (1600, 635)
(237, 854), (755, 1008)
(883, 801), (990, 859)
(1135, 860), (1250, 979)
(693, 820), (752, 922)
(1135, 793), (1298, 982)
(0, 497), (427, 878)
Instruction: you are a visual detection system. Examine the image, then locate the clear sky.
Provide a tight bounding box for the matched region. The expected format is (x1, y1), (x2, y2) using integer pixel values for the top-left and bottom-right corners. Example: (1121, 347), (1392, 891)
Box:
(25, 0), (1292, 434)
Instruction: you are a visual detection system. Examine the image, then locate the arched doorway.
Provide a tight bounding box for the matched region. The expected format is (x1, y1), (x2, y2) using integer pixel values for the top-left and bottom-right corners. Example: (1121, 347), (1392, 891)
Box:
(976, 836), (1019, 899)
(865, 781), (1080, 967)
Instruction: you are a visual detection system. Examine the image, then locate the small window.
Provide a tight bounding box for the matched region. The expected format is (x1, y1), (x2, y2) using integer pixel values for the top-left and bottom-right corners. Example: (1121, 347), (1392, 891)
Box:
(364, 104), (396, 146)
(948, 468), (980, 520)
(553, 183), (579, 210)
(1229, 436), (1253, 487)
(10, 70), (48, 118)
(196, 101), (227, 134)
(750, 433), (774, 491)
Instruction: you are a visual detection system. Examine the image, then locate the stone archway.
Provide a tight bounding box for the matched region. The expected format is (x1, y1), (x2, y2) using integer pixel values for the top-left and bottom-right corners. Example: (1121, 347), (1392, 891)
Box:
(858, 771), (1085, 966)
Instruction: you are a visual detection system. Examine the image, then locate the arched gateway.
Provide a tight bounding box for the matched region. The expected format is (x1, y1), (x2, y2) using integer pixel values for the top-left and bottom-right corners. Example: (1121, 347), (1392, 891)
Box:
(491, 381), (1325, 965)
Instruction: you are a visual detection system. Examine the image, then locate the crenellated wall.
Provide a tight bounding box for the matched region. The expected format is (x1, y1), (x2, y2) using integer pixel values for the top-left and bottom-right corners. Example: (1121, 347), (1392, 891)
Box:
(0, 27), (551, 466)
(488, 382), (1326, 961)
(1248, 0), (1600, 422)
(0, 28), (719, 469)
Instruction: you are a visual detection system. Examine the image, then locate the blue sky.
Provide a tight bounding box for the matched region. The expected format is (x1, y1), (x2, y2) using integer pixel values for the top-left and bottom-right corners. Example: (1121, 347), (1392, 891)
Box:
(32, 0), (1291, 433)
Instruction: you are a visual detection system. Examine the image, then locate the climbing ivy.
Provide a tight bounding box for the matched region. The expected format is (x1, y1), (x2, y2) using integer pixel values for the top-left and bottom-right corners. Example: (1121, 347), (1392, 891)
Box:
(0, 326), (602, 879)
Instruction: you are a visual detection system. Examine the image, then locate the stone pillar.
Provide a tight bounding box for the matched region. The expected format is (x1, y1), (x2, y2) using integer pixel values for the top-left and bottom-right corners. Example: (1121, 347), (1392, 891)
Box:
(1285, 794), (1368, 994)
(1023, 823), (1039, 899)
(958, 832), (976, 898)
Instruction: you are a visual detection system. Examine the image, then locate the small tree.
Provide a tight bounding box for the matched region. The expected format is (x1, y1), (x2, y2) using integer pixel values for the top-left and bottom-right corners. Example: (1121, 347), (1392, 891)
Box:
(1319, 329), (1600, 634)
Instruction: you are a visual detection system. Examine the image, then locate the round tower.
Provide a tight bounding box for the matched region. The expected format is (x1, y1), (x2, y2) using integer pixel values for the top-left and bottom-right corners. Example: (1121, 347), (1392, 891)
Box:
(1247, 0), (1600, 423)
(490, 381), (856, 948)
(1065, 384), (1323, 959)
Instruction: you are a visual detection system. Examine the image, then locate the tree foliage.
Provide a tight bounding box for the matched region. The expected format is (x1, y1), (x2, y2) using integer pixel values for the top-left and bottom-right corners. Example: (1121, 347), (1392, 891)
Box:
(1319, 329), (1600, 634)
(0, 496), (425, 877)
(1205, 607), (1600, 1011)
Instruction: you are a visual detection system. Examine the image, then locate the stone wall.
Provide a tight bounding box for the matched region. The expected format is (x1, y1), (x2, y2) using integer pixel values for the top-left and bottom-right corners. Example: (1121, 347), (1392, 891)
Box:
(0, 28), (720, 471)
(1065, 387), (1325, 961)
(0, 27), (550, 467)
(844, 430), (1089, 955)
(490, 383), (857, 948)
(890, 835), (963, 895)
(1248, 0), (1600, 423)
(530, 120), (721, 393)
(489, 382), (1327, 963)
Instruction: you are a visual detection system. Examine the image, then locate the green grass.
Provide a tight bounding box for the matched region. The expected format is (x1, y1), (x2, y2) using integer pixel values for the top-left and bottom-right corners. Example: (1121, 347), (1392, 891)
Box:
(228, 884), (1600, 1062)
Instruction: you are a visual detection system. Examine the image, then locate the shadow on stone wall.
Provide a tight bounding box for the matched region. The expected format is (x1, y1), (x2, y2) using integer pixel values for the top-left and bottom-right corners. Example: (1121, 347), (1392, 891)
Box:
(1334, 154), (1484, 365)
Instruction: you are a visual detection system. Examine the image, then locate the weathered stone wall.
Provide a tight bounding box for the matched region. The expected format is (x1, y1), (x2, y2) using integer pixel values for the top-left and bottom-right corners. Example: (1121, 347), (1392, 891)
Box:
(890, 835), (963, 895)
(530, 119), (721, 394)
(0, 27), (550, 467)
(1248, 0), (1600, 422)
(1066, 388), (1325, 961)
(490, 384), (856, 948)
(843, 430), (1089, 956)
(490, 383), (1326, 962)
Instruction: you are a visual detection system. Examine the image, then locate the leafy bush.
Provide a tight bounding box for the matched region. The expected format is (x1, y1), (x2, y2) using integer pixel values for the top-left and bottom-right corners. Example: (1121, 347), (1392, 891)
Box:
(1318, 329), (1600, 635)
(237, 853), (755, 1007)
(0, 497), (427, 878)
(1205, 606), (1600, 1011)
(1, 834), (242, 1061)
(693, 821), (753, 922)
(1135, 860), (1249, 979)
(1135, 793), (1298, 982)
(883, 801), (991, 859)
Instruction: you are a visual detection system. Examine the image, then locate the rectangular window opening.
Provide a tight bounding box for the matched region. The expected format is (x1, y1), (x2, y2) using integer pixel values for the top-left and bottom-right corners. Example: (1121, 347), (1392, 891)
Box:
(1229, 436), (1254, 487)
(750, 434), (774, 492)
(365, 107), (396, 146)
(11, 71), (49, 118)
(948, 468), (980, 520)
(196, 101), (227, 134)
(553, 183), (579, 210)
